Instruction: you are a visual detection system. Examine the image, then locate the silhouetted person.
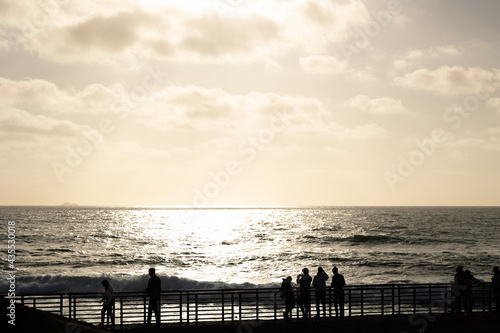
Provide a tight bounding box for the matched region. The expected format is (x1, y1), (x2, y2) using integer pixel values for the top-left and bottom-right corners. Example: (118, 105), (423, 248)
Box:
(279, 276), (295, 319)
(331, 266), (345, 318)
(312, 267), (329, 318)
(145, 268), (161, 327)
(452, 266), (466, 314)
(463, 270), (482, 314)
(463, 269), (481, 315)
(99, 280), (114, 328)
(493, 266), (500, 312)
(296, 268), (312, 318)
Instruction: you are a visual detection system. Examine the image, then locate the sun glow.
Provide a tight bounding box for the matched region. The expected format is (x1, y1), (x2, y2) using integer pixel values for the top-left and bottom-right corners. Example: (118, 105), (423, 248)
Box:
(137, 0), (215, 11)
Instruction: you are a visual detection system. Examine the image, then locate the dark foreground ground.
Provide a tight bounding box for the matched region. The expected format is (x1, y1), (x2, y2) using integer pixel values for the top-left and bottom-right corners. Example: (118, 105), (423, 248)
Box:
(2, 300), (499, 333)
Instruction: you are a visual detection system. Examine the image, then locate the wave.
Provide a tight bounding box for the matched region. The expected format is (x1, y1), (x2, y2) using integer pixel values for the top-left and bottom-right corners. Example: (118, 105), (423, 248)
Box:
(345, 234), (403, 244)
(1, 274), (274, 295)
(305, 234), (405, 245)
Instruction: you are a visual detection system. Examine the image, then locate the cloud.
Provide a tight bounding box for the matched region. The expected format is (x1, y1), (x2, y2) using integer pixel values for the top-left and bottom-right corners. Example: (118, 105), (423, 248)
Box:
(66, 10), (161, 53)
(0, 0), (375, 65)
(299, 55), (375, 80)
(393, 45), (461, 70)
(135, 85), (329, 135)
(131, 84), (388, 143)
(179, 14), (279, 60)
(115, 141), (170, 158)
(344, 95), (409, 114)
(394, 66), (500, 95)
(486, 97), (500, 112)
(301, 0), (369, 39)
(0, 77), (118, 115)
(0, 108), (84, 138)
(330, 123), (388, 140)
(299, 56), (348, 75)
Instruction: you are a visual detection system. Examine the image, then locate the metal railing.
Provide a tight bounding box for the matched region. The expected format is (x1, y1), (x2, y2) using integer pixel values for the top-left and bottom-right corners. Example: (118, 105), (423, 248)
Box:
(6, 283), (495, 329)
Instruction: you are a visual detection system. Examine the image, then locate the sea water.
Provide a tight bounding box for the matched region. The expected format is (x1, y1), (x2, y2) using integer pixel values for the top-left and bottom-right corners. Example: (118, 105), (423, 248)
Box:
(1, 206), (499, 294)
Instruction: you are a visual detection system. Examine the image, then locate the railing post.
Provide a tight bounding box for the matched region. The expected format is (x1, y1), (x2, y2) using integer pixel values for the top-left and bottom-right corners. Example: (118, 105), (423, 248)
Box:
(348, 289), (352, 319)
(255, 290), (259, 321)
(488, 283), (492, 312)
(186, 293), (190, 324)
(231, 292), (235, 322)
(238, 292), (242, 321)
(444, 285), (448, 315)
(120, 296), (123, 330)
(222, 291), (225, 323)
(195, 294), (198, 325)
(397, 285), (401, 315)
(159, 294), (162, 325)
(360, 287), (364, 317)
(328, 286), (332, 317)
(60, 294), (63, 316)
(144, 295), (147, 324)
(391, 285), (395, 315)
(180, 291), (183, 323)
(68, 295), (72, 319)
(429, 283), (432, 313)
(413, 287), (417, 314)
(296, 290), (299, 319)
(72, 296), (76, 320)
(481, 284), (485, 313)
(381, 287), (384, 319)
(273, 291), (277, 320)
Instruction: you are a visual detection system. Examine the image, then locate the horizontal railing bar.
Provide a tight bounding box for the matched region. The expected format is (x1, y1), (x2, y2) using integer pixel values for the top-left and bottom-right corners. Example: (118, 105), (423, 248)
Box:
(3, 282), (460, 297)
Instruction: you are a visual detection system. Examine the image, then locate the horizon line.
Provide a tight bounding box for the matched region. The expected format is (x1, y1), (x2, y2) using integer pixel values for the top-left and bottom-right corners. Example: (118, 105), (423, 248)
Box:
(1, 204), (499, 208)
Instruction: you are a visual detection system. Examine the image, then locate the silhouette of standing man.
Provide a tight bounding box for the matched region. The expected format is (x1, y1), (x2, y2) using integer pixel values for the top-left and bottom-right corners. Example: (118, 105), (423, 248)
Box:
(296, 268), (312, 318)
(331, 266), (345, 319)
(146, 268), (161, 327)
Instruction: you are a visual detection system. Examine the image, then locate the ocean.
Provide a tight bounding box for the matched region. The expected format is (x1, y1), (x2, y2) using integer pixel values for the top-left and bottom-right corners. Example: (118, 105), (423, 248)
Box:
(1, 206), (499, 295)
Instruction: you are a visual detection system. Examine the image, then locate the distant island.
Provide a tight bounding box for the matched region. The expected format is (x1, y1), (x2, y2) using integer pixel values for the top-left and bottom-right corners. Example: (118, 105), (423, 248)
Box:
(60, 202), (78, 206)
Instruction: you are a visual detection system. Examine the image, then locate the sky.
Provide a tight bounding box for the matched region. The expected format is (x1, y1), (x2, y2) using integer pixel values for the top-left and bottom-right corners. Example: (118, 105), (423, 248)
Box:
(1, 0), (499, 207)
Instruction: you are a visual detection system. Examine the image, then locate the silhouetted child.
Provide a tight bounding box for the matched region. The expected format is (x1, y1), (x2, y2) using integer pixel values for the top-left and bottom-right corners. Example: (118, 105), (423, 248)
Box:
(296, 268), (312, 318)
(312, 267), (329, 318)
(331, 266), (346, 318)
(280, 276), (295, 319)
(100, 280), (114, 327)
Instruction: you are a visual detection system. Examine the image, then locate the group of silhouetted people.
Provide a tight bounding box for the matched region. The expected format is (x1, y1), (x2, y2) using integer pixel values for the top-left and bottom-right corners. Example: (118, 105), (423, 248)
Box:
(280, 266), (346, 320)
(96, 264), (499, 329)
(451, 266), (499, 315)
(99, 267), (161, 329)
